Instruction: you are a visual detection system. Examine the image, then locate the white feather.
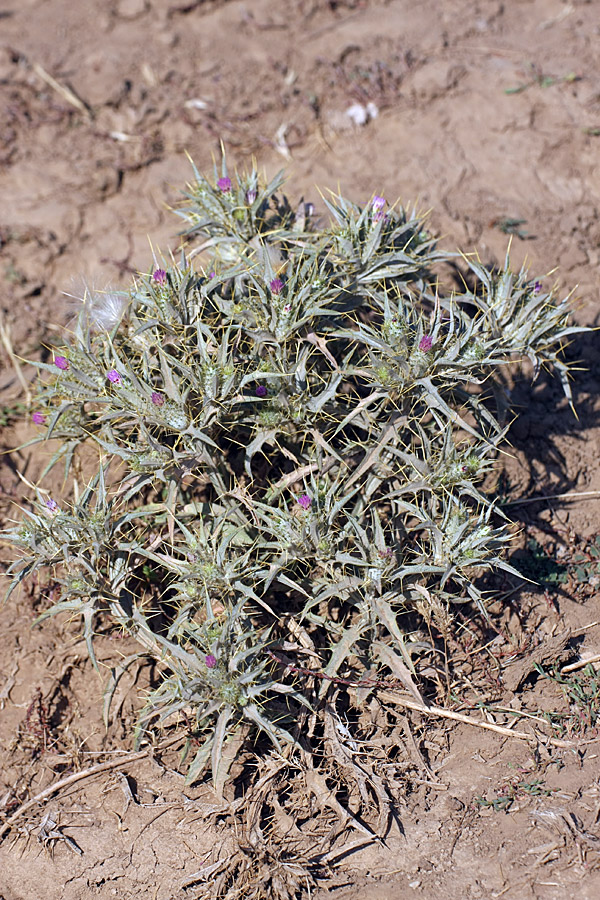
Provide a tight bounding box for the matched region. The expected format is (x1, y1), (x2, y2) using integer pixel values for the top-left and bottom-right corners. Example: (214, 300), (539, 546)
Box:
(63, 279), (130, 333)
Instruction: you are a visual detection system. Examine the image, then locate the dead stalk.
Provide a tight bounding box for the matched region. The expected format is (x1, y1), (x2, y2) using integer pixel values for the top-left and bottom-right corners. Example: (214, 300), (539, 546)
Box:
(365, 687), (575, 750)
(0, 733), (184, 841)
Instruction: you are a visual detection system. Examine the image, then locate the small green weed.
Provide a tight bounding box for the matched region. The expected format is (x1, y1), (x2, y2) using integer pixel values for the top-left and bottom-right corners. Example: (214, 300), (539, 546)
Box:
(3, 263), (26, 286)
(535, 662), (600, 735)
(505, 68), (580, 95)
(476, 776), (555, 812)
(476, 759), (557, 812)
(517, 538), (569, 588)
(0, 402), (26, 427)
(491, 218), (534, 240)
(569, 535), (600, 586)
(516, 534), (600, 598)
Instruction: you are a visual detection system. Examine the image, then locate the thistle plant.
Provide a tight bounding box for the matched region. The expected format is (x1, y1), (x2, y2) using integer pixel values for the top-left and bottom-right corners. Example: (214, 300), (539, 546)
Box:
(1, 157), (585, 793)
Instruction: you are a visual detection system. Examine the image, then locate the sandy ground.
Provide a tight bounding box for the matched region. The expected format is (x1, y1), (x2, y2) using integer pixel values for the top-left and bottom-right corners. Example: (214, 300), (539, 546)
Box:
(2, 1), (600, 898)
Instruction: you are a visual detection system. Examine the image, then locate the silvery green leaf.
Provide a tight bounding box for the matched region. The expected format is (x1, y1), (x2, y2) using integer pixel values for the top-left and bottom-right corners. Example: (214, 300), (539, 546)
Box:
(185, 733), (214, 785)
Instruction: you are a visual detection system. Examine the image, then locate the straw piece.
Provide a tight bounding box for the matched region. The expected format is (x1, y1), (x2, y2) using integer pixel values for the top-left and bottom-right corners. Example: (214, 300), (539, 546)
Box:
(365, 687), (574, 749)
(0, 312), (31, 404)
(506, 490), (600, 507)
(32, 63), (92, 118)
(561, 653), (600, 674)
(0, 733), (183, 840)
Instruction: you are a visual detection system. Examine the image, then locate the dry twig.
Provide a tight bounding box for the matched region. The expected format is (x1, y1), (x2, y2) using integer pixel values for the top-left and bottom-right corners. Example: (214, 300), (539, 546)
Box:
(0, 312), (31, 404)
(32, 63), (92, 118)
(0, 733), (184, 841)
(358, 687), (575, 750)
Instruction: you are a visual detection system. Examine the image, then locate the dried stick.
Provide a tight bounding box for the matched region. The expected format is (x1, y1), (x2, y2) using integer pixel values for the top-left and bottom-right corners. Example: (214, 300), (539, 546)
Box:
(0, 733), (184, 841)
(562, 653), (600, 674)
(32, 63), (91, 118)
(505, 490), (600, 507)
(270, 650), (574, 749)
(0, 312), (31, 405)
(368, 687), (574, 749)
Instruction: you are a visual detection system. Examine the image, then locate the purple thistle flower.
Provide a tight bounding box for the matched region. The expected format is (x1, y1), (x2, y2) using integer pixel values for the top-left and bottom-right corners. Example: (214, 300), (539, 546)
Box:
(205, 654), (217, 669)
(107, 369), (122, 384)
(45, 498), (59, 513)
(255, 385), (267, 397)
(54, 356), (69, 371)
(153, 269), (167, 285)
(533, 280), (542, 294)
(418, 334), (433, 352)
(32, 412), (47, 425)
(208, 271), (215, 279)
(269, 278), (283, 294)
(372, 195), (386, 222)
(151, 391), (165, 407)
(246, 188), (257, 204)
(217, 176), (232, 193)
(298, 494), (312, 510)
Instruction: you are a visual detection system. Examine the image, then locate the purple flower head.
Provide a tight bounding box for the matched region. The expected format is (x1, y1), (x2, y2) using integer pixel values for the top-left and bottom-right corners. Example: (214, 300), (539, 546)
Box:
(246, 188), (257, 205)
(255, 384), (267, 397)
(217, 176), (232, 193)
(32, 412), (47, 425)
(533, 280), (542, 294)
(298, 494), (312, 510)
(283, 303), (292, 314)
(107, 369), (122, 385)
(208, 271), (216, 280)
(269, 278), (283, 295)
(54, 356), (69, 371)
(205, 654), (217, 669)
(153, 268), (167, 285)
(418, 334), (433, 353)
(45, 498), (59, 513)
(372, 195), (386, 222)
(151, 391), (165, 407)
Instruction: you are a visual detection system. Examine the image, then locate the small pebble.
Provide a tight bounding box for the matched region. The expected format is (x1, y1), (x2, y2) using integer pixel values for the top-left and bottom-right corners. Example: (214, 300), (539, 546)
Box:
(116, 0), (148, 19)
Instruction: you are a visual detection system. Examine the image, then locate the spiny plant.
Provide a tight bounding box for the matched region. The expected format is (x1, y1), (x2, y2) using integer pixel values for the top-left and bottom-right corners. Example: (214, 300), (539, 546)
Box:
(1, 157), (585, 802)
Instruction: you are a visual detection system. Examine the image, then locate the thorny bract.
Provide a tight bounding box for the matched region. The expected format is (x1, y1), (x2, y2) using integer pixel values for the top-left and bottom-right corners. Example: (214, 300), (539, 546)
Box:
(1, 157), (585, 796)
